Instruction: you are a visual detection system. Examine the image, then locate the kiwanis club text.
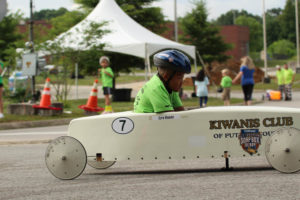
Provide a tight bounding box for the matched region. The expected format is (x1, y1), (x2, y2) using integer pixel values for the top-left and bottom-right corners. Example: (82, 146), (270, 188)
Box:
(209, 117), (293, 130)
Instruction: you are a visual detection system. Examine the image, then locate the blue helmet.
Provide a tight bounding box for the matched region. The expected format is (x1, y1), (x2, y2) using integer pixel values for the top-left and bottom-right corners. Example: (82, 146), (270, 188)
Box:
(154, 50), (191, 74)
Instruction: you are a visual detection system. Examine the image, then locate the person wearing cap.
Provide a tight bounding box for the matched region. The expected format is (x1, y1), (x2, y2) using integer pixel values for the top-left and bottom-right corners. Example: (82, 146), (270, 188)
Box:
(134, 50), (191, 113)
(275, 65), (285, 100)
(283, 64), (295, 101)
(0, 61), (4, 118)
(98, 56), (114, 113)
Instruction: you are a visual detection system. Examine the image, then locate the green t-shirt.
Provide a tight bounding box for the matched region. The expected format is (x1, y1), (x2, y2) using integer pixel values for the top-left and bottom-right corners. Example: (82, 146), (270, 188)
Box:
(276, 69), (284, 85)
(221, 76), (232, 88)
(283, 68), (294, 84)
(0, 61), (3, 84)
(100, 67), (114, 88)
(134, 75), (183, 113)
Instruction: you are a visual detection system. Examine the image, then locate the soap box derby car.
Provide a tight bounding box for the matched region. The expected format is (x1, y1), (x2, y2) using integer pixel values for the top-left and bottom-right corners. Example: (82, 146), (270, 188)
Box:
(45, 106), (300, 180)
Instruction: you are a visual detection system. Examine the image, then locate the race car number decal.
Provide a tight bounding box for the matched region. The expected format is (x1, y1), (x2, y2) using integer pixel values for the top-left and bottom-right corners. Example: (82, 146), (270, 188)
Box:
(112, 117), (134, 134)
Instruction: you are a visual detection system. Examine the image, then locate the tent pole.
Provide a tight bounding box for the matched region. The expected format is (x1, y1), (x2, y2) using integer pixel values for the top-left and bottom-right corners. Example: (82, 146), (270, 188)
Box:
(144, 43), (152, 80)
(194, 51), (197, 74)
(144, 57), (148, 81)
(144, 43), (148, 81)
(197, 51), (205, 68)
(147, 55), (151, 78)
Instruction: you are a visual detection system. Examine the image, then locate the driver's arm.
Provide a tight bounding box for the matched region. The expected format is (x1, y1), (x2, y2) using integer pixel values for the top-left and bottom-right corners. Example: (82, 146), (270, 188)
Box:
(174, 106), (184, 111)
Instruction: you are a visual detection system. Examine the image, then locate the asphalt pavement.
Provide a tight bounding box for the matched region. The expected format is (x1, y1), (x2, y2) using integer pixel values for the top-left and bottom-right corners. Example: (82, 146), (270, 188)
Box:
(0, 143), (299, 200)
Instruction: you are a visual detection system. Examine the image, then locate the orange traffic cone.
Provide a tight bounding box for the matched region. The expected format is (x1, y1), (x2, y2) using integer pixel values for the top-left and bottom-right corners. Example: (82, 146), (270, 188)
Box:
(79, 80), (104, 112)
(33, 78), (61, 110)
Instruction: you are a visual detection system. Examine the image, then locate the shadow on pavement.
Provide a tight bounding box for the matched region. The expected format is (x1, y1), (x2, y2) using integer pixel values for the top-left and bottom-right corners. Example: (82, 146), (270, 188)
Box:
(87, 166), (274, 176)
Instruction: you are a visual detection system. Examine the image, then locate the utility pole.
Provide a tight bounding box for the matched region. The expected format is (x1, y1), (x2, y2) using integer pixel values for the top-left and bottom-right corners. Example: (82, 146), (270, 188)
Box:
(29, 0), (36, 100)
(174, 0), (178, 42)
(232, 10), (236, 24)
(262, 0), (269, 83)
(29, 0), (34, 48)
(296, 0), (300, 73)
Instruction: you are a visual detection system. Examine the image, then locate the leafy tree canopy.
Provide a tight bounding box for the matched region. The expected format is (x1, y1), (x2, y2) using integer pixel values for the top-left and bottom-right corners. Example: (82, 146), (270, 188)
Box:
(266, 8), (282, 46)
(49, 11), (87, 39)
(235, 15), (263, 52)
(214, 9), (261, 25)
(0, 13), (23, 62)
(278, 0), (297, 42)
(268, 39), (295, 59)
(33, 7), (68, 20)
(180, 0), (231, 65)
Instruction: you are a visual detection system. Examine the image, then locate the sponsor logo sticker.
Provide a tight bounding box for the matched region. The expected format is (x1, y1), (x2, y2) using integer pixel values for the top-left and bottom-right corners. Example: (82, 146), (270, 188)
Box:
(239, 129), (262, 155)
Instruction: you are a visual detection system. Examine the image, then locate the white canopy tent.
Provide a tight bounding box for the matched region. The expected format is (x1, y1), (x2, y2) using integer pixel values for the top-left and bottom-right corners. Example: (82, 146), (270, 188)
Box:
(55, 0), (197, 73)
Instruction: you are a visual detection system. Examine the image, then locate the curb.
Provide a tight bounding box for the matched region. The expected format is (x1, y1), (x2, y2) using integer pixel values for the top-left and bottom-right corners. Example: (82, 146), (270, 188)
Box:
(0, 118), (73, 130)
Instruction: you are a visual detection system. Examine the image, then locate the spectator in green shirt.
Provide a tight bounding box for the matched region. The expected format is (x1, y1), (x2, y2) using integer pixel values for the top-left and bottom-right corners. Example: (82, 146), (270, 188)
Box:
(283, 64), (295, 101)
(98, 56), (114, 113)
(220, 69), (232, 106)
(0, 61), (4, 118)
(275, 65), (285, 100)
(134, 50), (191, 113)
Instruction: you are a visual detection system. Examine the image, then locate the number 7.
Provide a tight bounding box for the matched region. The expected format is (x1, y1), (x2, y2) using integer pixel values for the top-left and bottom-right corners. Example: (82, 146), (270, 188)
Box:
(119, 120), (126, 131)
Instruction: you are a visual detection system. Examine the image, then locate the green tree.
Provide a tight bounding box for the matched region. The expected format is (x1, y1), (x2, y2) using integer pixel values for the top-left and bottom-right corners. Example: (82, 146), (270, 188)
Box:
(180, 0), (231, 64)
(214, 9), (261, 25)
(49, 11), (87, 38)
(268, 39), (295, 59)
(266, 8), (282, 45)
(279, 0), (297, 43)
(33, 8), (68, 20)
(74, 0), (99, 8)
(235, 15), (263, 52)
(0, 13), (22, 62)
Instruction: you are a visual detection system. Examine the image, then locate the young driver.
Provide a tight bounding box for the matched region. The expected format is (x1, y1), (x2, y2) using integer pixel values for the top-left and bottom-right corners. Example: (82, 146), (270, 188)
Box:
(134, 50), (191, 113)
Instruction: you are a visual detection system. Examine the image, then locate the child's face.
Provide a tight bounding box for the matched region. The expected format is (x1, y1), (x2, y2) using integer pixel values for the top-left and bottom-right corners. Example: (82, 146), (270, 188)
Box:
(222, 72), (226, 76)
(168, 72), (185, 92)
(100, 60), (109, 68)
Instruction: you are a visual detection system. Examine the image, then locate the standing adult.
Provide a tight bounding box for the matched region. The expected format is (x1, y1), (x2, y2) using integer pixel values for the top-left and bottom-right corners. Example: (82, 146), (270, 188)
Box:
(283, 64), (295, 101)
(275, 65), (285, 100)
(232, 56), (255, 106)
(0, 61), (4, 118)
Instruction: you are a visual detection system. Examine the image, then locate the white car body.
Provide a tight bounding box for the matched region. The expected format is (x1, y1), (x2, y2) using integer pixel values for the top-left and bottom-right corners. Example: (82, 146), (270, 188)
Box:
(68, 106), (299, 162)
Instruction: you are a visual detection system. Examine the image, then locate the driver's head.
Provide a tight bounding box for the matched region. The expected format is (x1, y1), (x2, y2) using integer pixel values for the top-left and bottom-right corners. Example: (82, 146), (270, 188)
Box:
(154, 50), (191, 92)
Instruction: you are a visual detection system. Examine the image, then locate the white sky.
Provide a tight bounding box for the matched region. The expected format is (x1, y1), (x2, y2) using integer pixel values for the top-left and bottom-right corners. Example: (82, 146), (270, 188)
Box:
(7, 0), (286, 20)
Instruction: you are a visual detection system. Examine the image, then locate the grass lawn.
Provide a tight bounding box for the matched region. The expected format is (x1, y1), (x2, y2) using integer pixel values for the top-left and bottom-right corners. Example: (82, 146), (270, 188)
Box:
(0, 97), (244, 123)
(35, 74), (146, 86)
